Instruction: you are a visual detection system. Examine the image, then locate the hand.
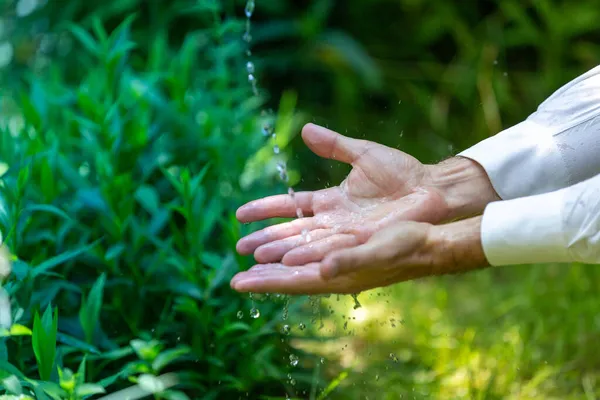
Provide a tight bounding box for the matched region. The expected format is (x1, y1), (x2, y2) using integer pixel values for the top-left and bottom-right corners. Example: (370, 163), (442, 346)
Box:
(230, 217), (489, 294)
(236, 123), (498, 266)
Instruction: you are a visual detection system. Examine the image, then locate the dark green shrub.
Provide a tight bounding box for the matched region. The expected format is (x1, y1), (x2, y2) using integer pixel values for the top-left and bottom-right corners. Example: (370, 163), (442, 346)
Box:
(0, 1), (307, 398)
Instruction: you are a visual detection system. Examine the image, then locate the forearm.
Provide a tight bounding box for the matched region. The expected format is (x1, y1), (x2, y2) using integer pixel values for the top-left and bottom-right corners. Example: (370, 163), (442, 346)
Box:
(428, 216), (490, 275)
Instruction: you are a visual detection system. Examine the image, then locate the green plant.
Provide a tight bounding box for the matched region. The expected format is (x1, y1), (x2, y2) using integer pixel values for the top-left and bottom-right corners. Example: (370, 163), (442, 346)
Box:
(0, 2), (309, 397)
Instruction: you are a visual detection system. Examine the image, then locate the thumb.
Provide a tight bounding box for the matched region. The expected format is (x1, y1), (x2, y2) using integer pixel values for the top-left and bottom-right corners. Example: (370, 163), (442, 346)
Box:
(302, 123), (370, 164)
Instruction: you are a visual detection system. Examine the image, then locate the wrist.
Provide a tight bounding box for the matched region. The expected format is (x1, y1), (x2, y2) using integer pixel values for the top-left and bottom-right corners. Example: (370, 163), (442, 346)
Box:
(428, 216), (490, 275)
(425, 157), (500, 221)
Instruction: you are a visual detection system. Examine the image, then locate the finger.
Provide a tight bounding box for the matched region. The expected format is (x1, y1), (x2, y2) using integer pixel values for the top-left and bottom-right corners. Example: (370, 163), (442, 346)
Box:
(254, 229), (335, 264)
(236, 191), (315, 223)
(282, 234), (358, 266)
(320, 242), (381, 280)
(230, 263), (334, 295)
(302, 123), (371, 164)
(236, 218), (317, 255)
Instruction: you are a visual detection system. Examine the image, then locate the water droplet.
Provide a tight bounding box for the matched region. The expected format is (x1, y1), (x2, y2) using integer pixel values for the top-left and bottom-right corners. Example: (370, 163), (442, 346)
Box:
(282, 296), (290, 320)
(320, 357), (325, 364)
(248, 73), (255, 83)
(277, 161), (288, 181)
(262, 124), (272, 137)
(503, 72), (508, 77)
(389, 353), (398, 363)
(246, 61), (255, 74)
(493, 60), (498, 65)
(250, 307), (260, 319)
(243, 32), (252, 43)
(302, 228), (311, 242)
(288, 187), (295, 198)
(245, 0), (255, 18)
(298, 323), (306, 331)
(289, 354), (299, 367)
(282, 324), (291, 335)
(237, 311), (244, 319)
(375, 374), (379, 381)
(273, 145), (280, 154)
(351, 294), (362, 309)
(296, 208), (304, 218)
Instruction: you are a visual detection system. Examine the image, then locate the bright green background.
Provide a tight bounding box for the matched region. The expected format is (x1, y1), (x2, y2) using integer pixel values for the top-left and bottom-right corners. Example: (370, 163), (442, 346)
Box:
(0, 0), (599, 399)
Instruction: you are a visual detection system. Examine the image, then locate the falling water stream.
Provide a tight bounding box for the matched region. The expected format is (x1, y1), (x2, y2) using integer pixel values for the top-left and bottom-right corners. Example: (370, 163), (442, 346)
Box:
(241, 0), (313, 321)
(239, 3), (371, 398)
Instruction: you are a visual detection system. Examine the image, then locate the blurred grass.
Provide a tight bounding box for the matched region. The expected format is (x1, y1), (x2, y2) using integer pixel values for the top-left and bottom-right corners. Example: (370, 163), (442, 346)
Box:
(282, 263), (600, 399)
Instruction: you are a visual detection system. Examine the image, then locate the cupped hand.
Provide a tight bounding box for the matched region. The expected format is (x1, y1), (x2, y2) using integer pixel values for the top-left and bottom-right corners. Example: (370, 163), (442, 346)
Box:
(236, 123), (452, 266)
(231, 217), (488, 295)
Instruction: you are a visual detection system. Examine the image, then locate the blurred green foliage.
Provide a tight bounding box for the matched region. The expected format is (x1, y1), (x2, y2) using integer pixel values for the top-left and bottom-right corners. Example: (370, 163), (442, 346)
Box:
(252, 0), (600, 186)
(1, 0), (600, 399)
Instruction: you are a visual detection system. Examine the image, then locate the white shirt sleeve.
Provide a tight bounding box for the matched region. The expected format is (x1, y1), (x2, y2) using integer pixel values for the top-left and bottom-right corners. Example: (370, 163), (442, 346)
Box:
(481, 173), (600, 266)
(458, 65), (600, 200)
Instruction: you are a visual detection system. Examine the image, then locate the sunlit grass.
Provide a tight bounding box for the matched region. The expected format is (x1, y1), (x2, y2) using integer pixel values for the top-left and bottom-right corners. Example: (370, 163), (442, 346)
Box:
(288, 263), (600, 399)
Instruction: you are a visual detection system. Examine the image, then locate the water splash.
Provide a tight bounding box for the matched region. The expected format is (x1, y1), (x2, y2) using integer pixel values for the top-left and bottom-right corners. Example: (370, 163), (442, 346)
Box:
(282, 295), (290, 320)
(351, 293), (362, 309)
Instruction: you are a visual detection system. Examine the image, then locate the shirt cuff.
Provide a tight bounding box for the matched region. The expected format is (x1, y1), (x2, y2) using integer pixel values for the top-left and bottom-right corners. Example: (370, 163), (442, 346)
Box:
(481, 191), (572, 266)
(458, 119), (570, 200)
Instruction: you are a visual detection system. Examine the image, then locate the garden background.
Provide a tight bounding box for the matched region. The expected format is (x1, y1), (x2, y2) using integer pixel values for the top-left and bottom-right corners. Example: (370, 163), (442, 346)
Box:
(1, 0), (600, 399)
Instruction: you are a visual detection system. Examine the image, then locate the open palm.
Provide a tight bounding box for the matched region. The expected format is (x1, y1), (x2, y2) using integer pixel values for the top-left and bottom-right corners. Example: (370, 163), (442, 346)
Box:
(236, 124), (450, 266)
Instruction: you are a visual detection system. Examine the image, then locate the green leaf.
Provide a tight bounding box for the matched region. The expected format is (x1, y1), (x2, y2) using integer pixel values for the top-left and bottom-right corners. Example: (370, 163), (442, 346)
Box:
(75, 383), (106, 397)
(91, 17), (108, 44)
(218, 322), (251, 336)
(35, 381), (66, 400)
(17, 166), (30, 193)
(66, 24), (101, 56)
(0, 361), (25, 379)
(79, 273), (106, 344)
(161, 390), (191, 400)
(76, 355), (87, 387)
(32, 240), (102, 278)
(151, 346), (191, 373)
(32, 305), (58, 381)
(0, 324), (32, 337)
(131, 339), (163, 362)
(135, 185), (160, 214)
(23, 204), (72, 222)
